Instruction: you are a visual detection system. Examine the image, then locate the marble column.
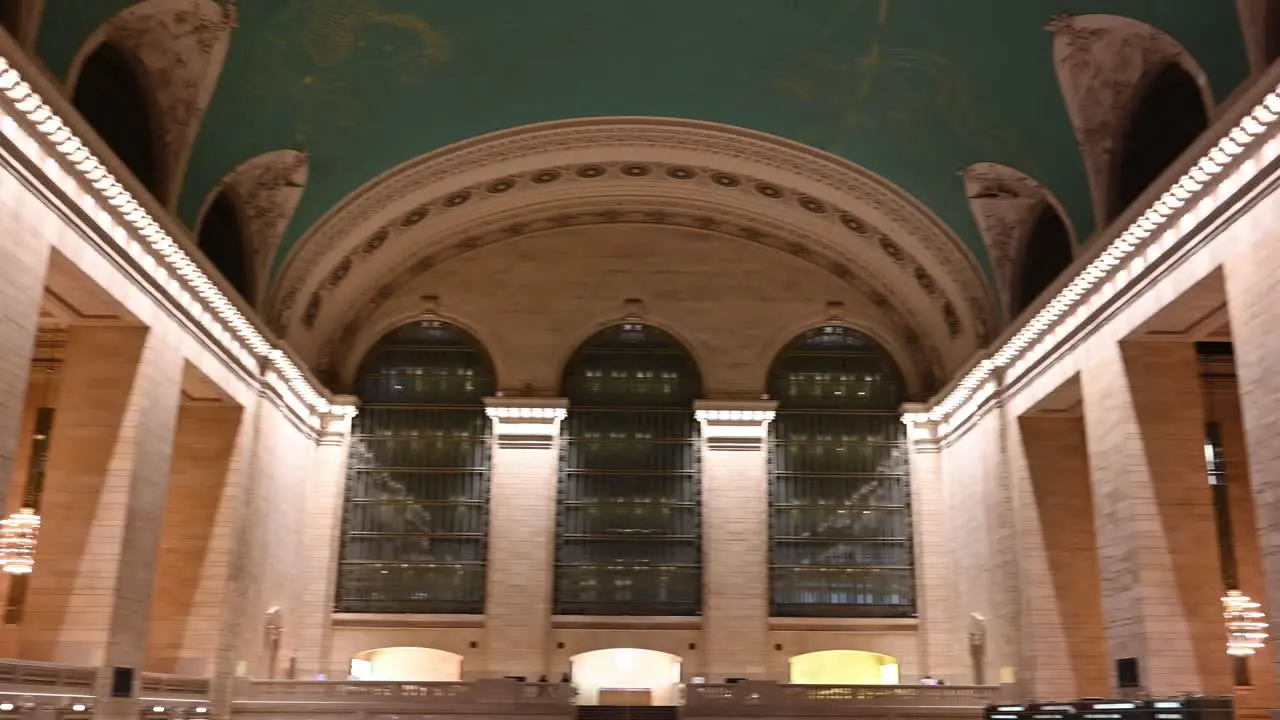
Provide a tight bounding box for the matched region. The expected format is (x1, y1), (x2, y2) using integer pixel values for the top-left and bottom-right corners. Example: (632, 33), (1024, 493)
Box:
(481, 398), (567, 679)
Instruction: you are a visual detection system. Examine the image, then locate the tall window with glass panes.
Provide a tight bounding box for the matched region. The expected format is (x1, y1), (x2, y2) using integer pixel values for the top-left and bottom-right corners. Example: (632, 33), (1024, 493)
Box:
(337, 320), (495, 613)
(767, 325), (914, 617)
(554, 323), (702, 616)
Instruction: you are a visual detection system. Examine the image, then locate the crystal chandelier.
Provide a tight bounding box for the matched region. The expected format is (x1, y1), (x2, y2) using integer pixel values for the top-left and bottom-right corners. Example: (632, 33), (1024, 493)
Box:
(0, 508), (41, 575)
(1223, 590), (1269, 656)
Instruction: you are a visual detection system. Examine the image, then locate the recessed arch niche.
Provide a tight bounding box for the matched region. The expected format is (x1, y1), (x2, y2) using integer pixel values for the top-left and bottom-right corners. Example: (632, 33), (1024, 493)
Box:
(555, 323), (703, 617)
(1009, 203), (1074, 317)
(349, 647), (463, 682)
(788, 650), (900, 686)
(570, 648), (683, 706)
(71, 41), (163, 197)
(337, 319), (496, 614)
(196, 188), (252, 300)
(1108, 61), (1210, 222)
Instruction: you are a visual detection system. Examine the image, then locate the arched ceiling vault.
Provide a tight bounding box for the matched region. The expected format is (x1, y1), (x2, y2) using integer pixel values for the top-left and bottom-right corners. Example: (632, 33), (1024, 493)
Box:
(269, 118), (998, 382)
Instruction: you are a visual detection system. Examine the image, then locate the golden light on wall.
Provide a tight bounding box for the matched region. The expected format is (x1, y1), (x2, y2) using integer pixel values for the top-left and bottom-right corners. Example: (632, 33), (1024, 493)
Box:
(0, 508), (41, 575)
(789, 650), (900, 685)
(1222, 590), (1269, 656)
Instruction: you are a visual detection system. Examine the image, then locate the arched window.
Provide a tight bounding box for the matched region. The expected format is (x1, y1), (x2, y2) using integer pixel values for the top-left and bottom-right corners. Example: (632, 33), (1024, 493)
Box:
(1109, 62), (1208, 222)
(1010, 203), (1073, 317)
(767, 326), (913, 618)
(556, 323), (702, 616)
(197, 189), (252, 300)
(338, 320), (495, 614)
(71, 42), (163, 198)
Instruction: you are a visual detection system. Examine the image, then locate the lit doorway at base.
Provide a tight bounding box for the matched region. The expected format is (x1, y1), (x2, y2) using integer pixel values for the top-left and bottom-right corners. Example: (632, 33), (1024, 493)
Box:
(349, 647), (464, 682)
(570, 648), (683, 705)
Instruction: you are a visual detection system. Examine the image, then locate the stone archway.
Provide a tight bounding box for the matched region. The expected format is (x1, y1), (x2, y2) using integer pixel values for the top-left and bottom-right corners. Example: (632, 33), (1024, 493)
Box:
(268, 117), (996, 386)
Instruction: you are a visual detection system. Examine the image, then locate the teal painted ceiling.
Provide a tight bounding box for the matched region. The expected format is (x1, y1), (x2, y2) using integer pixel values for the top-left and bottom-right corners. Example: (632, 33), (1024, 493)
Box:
(35, 0), (1249, 283)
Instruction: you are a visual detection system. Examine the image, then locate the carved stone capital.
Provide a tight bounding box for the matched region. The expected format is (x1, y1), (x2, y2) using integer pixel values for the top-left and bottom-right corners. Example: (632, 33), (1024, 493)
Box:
(694, 399), (778, 451)
(484, 397), (568, 450)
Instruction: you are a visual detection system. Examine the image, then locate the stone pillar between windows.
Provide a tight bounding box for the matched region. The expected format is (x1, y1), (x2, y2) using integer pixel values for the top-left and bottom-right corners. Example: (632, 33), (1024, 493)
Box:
(1079, 340), (1232, 695)
(696, 400), (775, 682)
(293, 400), (357, 680)
(482, 398), (566, 679)
(145, 402), (246, 676)
(15, 325), (184, 719)
(902, 407), (955, 683)
(1011, 412), (1109, 699)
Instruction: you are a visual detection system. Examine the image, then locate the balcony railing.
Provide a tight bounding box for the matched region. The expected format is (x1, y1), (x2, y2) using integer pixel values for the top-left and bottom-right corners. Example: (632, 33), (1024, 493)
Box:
(0, 660), (94, 693)
(0, 660), (998, 717)
(686, 682), (1000, 711)
(237, 678), (572, 707)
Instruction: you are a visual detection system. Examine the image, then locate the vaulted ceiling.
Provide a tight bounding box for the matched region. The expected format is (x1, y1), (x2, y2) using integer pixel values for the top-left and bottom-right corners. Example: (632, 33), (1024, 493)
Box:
(32, 0), (1249, 284)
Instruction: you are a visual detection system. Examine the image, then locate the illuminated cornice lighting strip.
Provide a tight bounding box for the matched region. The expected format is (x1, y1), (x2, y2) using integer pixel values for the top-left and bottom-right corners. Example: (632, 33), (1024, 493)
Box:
(905, 82), (1280, 428)
(694, 409), (777, 423)
(0, 56), (348, 418)
(484, 406), (568, 420)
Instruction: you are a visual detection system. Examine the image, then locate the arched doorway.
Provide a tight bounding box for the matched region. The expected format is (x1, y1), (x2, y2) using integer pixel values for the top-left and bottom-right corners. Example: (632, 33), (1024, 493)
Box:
(570, 648), (683, 706)
(788, 650), (900, 686)
(350, 646), (463, 682)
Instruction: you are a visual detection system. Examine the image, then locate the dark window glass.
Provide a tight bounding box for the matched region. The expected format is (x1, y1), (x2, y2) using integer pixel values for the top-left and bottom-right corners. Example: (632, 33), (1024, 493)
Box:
(1265, 2), (1280, 65)
(71, 42), (163, 198)
(767, 326), (914, 618)
(1011, 203), (1073, 317)
(197, 190), (251, 300)
(1109, 63), (1208, 222)
(0, 0), (22, 37)
(556, 323), (702, 616)
(337, 320), (495, 614)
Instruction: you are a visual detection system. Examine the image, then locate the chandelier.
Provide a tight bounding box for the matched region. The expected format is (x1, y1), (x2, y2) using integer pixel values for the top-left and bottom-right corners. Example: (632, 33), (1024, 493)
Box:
(0, 508), (41, 575)
(1222, 590), (1269, 656)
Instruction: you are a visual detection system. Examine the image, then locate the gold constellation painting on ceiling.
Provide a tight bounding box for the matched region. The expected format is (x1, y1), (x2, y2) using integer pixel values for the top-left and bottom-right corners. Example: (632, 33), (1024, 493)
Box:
(773, 0), (1020, 165)
(249, 0), (450, 143)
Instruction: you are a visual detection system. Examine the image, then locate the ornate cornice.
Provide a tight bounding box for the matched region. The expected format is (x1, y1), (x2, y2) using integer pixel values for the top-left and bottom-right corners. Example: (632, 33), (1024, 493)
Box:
(271, 117), (996, 352)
